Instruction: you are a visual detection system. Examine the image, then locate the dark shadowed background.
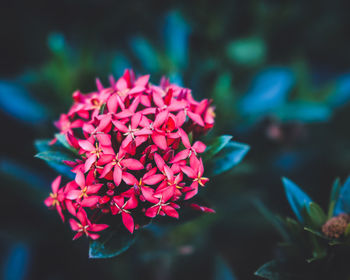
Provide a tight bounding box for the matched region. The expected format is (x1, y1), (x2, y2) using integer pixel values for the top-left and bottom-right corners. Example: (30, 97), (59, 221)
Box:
(2, 0), (350, 279)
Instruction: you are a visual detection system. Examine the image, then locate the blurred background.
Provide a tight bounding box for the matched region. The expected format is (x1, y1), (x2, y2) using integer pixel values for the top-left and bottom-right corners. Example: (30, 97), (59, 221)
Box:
(2, 0), (350, 279)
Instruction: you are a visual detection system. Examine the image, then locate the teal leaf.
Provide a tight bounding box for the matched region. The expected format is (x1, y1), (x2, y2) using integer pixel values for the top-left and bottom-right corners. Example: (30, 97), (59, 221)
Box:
(34, 151), (74, 179)
(130, 37), (159, 72)
(89, 228), (136, 259)
(226, 37), (266, 67)
(4, 243), (30, 280)
(35, 151), (74, 164)
(34, 139), (77, 179)
(34, 139), (52, 153)
(255, 260), (296, 280)
(163, 10), (189, 68)
(274, 102), (332, 123)
(207, 141), (249, 177)
(334, 177), (350, 216)
(47, 32), (65, 53)
(240, 68), (294, 115)
(328, 178), (341, 218)
(54, 133), (78, 154)
(0, 81), (48, 124)
(203, 135), (233, 162)
(282, 177), (312, 223)
(329, 73), (350, 108)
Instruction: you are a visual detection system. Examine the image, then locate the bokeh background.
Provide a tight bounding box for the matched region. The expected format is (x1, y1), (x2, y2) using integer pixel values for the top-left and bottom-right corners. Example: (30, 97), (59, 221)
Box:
(2, 1), (350, 279)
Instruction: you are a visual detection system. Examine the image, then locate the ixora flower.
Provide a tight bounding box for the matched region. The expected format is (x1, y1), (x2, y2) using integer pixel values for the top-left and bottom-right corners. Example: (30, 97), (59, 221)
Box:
(41, 70), (212, 235)
(36, 69), (249, 258)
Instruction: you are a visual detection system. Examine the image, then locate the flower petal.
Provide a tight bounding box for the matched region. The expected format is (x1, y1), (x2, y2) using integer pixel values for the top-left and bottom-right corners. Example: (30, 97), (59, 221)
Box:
(187, 111), (204, 127)
(51, 175), (62, 193)
(122, 172), (138, 185)
(78, 140), (95, 151)
(122, 212), (134, 233)
(66, 190), (81, 200)
(145, 206), (159, 218)
(193, 141), (206, 153)
(143, 174), (164, 185)
(96, 134), (111, 146)
(122, 159), (144, 170)
(89, 223), (109, 232)
(152, 132), (167, 150)
(113, 165), (122, 186)
(84, 154), (97, 173)
(69, 218), (80, 231)
(81, 196), (99, 207)
(162, 205), (179, 218)
(75, 170), (85, 187)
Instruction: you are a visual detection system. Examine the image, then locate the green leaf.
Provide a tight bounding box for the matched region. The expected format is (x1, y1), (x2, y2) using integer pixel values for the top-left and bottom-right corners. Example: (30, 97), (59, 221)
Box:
(89, 228), (136, 259)
(54, 133), (79, 154)
(99, 103), (106, 114)
(34, 151), (74, 179)
(307, 234), (327, 263)
(285, 217), (302, 234)
(344, 223), (350, 237)
(203, 135), (233, 162)
(306, 202), (327, 229)
(35, 151), (74, 163)
(328, 178), (341, 219)
(304, 227), (328, 240)
(207, 141), (249, 177)
(282, 177), (312, 223)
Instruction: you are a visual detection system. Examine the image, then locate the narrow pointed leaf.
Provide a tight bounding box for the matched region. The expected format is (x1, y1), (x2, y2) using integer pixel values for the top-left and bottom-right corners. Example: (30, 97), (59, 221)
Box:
(334, 177), (350, 216)
(328, 178), (341, 219)
(282, 177), (312, 223)
(306, 202), (327, 229)
(55, 133), (78, 154)
(206, 141), (249, 177)
(203, 135), (233, 162)
(255, 260), (297, 280)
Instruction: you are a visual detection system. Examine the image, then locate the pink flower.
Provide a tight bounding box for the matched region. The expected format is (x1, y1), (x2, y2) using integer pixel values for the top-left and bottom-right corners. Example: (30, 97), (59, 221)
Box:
(66, 170), (102, 207)
(111, 195), (138, 233)
(171, 128), (206, 163)
(181, 155), (209, 200)
(98, 148), (144, 187)
(69, 210), (108, 240)
(44, 69), (215, 239)
(44, 176), (65, 221)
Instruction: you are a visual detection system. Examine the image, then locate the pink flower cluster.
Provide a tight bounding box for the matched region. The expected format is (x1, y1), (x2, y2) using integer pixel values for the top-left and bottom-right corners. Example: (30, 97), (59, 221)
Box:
(45, 69), (215, 240)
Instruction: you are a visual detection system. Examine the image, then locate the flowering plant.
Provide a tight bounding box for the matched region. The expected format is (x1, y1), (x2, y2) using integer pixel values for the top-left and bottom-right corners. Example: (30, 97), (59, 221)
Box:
(35, 69), (249, 258)
(255, 177), (350, 279)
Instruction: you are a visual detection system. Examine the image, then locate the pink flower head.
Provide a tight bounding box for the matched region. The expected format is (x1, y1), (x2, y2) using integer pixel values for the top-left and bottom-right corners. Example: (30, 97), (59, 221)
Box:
(44, 69), (215, 239)
(69, 210), (108, 240)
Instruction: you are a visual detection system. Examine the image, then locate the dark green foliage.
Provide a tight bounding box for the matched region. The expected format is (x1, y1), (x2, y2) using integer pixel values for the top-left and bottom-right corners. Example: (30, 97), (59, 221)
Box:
(89, 227), (136, 259)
